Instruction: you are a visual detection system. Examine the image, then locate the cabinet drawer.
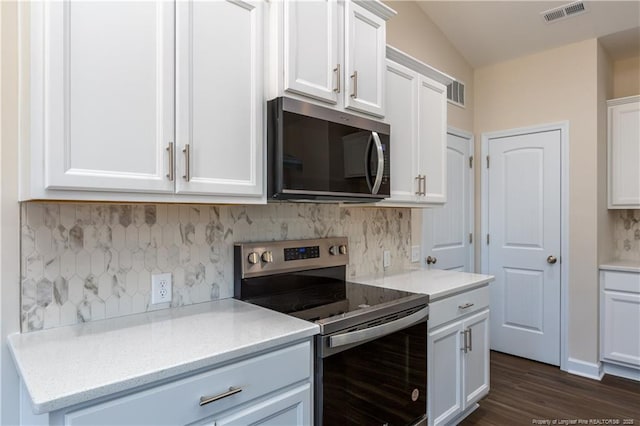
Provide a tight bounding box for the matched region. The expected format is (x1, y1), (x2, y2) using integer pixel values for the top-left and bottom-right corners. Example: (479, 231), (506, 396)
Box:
(602, 270), (640, 293)
(429, 286), (489, 330)
(63, 341), (311, 425)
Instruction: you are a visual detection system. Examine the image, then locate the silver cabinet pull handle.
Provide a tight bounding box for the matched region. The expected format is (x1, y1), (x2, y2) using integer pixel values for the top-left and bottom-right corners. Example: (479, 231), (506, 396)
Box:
(415, 176), (421, 195)
(421, 175), (426, 196)
(199, 386), (242, 407)
(166, 142), (174, 181)
(468, 327), (472, 352)
(350, 70), (358, 98)
(547, 255), (558, 264)
(334, 64), (341, 93)
(458, 302), (474, 310)
(182, 144), (190, 182)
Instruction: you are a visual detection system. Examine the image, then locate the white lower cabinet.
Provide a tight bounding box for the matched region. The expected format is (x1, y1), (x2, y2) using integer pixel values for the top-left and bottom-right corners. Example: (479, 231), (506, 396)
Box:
(428, 287), (490, 426)
(47, 341), (312, 425)
(600, 270), (640, 379)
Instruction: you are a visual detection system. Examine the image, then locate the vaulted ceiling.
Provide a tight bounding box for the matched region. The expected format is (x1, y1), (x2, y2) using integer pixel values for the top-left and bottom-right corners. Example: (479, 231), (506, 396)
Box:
(414, 1), (640, 68)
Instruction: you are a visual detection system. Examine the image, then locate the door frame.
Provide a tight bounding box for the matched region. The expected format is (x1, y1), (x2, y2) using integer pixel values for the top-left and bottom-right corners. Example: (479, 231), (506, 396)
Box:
(480, 121), (570, 372)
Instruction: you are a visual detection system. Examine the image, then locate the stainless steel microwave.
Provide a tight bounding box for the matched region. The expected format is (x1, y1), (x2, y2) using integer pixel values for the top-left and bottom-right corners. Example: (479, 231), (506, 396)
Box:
(267, 97), (390, 202)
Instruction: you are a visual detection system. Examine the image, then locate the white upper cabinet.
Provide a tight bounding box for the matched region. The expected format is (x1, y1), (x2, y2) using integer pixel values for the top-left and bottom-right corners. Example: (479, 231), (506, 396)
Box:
(379, 47), (452, 206)
(282, 0), (340, 104)
(385, 59), (419, 203)
(270, 0), (395, 118)
(417, 76), (447, 204)
(343, 1), (387, 116)
(175, 0), (263, 197)
(22, 0), (265, 203)
(34, 1), (175, 194)
(608, 96), (640, 209)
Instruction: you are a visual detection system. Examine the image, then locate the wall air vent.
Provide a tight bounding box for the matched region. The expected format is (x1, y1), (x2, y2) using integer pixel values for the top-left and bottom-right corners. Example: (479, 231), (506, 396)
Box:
(447, 80), (465, 107)
(541, 1), (588, 23)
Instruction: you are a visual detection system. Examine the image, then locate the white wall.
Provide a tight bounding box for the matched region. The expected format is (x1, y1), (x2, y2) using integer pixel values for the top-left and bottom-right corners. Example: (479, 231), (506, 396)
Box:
(1, 1), (22, 424)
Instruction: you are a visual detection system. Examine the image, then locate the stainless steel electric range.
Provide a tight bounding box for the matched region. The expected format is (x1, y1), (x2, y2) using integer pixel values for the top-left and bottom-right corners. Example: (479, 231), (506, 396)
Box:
(234, 237), (429, 426)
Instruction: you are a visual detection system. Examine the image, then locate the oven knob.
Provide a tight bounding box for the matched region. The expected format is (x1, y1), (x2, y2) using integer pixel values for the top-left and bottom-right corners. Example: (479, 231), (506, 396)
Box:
(339, 245), (348, 255)
(261, 251), (274, 263)
(329, 245), (339, 256)
(247, 252), (260, 265)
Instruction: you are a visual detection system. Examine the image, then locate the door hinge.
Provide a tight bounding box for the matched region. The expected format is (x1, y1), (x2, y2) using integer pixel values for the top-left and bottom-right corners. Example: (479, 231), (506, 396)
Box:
(469, 156), (473, 169)
(486, 155), (490, 169)
(486, 234), (490, 245)
(469, 233), (473, 244)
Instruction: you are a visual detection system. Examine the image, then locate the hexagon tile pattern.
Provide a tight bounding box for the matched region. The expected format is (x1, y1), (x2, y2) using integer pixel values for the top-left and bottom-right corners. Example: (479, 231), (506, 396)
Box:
(21, 203), (411, 332)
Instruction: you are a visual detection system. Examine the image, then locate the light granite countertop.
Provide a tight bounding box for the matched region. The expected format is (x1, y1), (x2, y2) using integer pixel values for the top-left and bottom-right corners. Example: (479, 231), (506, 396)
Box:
(8, 298), (319, 415)
(599, 260), (640, 273)
(354, 267), (494, 301)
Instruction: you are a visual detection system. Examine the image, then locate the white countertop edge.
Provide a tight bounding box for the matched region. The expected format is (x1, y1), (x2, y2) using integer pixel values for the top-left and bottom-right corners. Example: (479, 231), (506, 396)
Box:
(600, 260), (640, 273)
(352, 268), (495, 301)
(8, 299), (319, 415)
(428, 276), (493, 301)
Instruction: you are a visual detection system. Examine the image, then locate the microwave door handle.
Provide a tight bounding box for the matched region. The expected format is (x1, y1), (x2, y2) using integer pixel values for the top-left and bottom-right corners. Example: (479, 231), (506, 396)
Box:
(329, 306), (429, 349)
(371, 131), (384, 194)
(364, 132), (374, 192)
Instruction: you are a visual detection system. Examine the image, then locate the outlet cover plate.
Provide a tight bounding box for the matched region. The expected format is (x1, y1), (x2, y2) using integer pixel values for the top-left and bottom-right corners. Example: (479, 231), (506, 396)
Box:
(411, 246), (420, 263)
(383, 250), (391, 269)
(151, 273), (172, 304)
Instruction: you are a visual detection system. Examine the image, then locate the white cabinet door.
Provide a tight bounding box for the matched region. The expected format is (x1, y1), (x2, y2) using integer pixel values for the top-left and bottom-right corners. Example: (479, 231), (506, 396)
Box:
(417, 76), (447, 204)
(283, 0), (340, 104)
(175, 0), (263, 198)
(428, 321), (463, 426)
(463, 309), (490, 407)
(344, 2), (386, 117)
(385, 60), (419, 203)
(602, 290), (640, 367)
(41, 1), (175, 193)
(214, 384), (311, 426)
(608, 97), (640, 208)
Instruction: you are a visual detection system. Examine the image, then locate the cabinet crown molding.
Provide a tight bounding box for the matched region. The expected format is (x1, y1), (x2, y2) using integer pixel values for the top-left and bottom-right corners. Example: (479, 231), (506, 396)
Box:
(386, 45), (454, 86)
(352, 0), (397, 20)
(607, 95), (640, 107)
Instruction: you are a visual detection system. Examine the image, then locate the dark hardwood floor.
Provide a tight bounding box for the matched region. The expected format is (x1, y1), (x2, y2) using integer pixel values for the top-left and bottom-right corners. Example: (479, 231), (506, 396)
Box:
(460, 351), (640, 426)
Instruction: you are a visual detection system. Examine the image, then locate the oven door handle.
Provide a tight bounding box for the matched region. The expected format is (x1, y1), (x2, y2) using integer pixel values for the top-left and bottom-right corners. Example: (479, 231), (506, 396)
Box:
(329, 306), (429, 349)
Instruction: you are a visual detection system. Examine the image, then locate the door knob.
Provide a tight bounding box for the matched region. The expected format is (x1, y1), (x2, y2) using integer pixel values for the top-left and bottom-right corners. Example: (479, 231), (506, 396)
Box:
(547, 255), (558, 264)
(426, 256), (437, 265)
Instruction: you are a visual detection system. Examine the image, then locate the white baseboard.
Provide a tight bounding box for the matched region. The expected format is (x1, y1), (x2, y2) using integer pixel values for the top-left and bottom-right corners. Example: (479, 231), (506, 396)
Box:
(602, 362), (640, 382)
(566, 358), (604, 380)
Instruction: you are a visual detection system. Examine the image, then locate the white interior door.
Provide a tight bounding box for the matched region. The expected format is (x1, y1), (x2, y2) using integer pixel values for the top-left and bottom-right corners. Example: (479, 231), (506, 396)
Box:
(423, 131), (473, 272)
(487, 129), (561, 365)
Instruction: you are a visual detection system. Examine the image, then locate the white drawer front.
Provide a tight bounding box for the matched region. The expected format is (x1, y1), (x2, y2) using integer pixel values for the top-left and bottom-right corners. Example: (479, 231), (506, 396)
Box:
(64, 341), (311, 425)
(429, 286), (490, 330)
(602, 270), (640, 293)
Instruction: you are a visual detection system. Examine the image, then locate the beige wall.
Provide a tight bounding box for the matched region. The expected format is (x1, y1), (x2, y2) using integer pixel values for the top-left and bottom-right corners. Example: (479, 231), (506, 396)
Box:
(474, 39), (601, 364)
(1, 1), (22, 423)
(612, 56), (640, 98)
(597, 43), (614, 269)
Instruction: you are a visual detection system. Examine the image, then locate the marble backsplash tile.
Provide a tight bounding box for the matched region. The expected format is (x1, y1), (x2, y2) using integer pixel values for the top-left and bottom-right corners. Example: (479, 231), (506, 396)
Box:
(21, 202), (411, 332)
(612, 209), (640, 262)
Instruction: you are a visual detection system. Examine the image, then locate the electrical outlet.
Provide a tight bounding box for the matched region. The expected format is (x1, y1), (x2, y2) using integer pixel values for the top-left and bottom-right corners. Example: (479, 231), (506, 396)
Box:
(383, 250), (391, 269)
(411, 245), (420, 263)
(151, 273), (172, 304)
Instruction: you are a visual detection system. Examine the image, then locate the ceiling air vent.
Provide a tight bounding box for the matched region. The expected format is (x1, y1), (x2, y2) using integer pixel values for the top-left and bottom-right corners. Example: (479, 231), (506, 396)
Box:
(447, 80), (465, 107)
(541, 1), (588, 23)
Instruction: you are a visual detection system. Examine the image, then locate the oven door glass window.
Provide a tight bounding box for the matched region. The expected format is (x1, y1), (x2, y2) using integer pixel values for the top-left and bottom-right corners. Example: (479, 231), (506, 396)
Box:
(319, 321), (427, 425)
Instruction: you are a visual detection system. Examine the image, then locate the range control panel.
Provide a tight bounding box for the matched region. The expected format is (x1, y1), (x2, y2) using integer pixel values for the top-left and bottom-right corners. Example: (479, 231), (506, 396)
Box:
(235, 237), (349, 278)
(284, 246), (320, 261)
